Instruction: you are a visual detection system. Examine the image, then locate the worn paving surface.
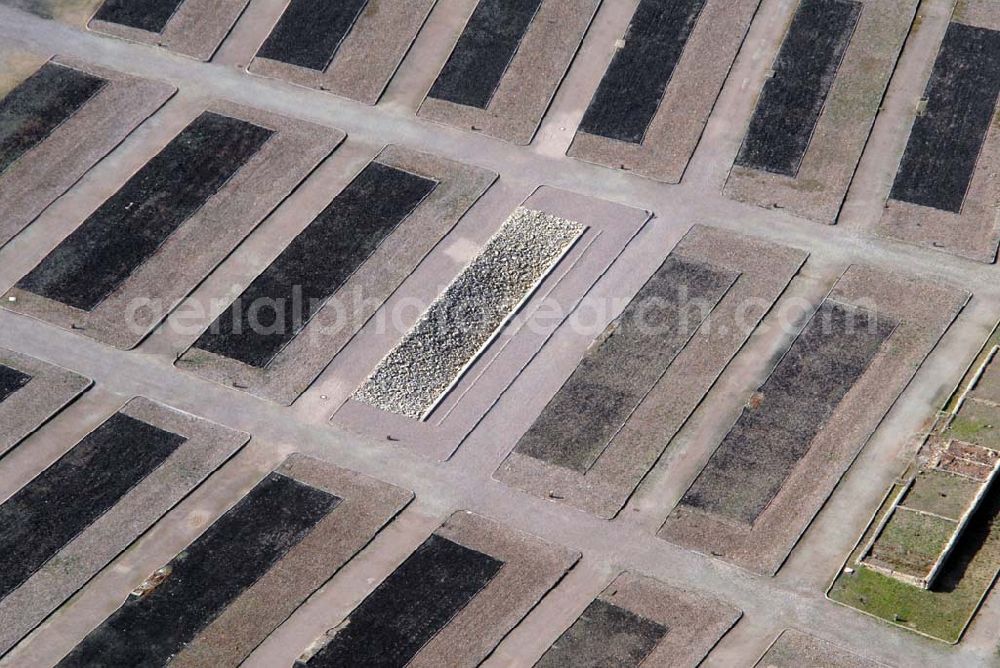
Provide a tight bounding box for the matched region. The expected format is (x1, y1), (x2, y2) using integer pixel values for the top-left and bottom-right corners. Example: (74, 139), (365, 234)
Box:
(0, 0), (997, 666)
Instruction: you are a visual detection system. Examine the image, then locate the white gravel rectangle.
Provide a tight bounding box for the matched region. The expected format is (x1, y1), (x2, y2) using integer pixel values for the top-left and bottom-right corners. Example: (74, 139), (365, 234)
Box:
(353, 207), (584, 419)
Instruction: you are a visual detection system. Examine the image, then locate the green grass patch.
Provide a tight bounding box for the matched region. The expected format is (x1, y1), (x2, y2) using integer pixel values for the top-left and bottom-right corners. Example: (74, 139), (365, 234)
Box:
(829, 482), (1000, 643)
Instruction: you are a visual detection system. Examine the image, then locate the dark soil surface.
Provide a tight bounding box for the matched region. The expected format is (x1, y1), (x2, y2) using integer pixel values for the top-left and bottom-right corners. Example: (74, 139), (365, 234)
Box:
(682, 300), (895, 524)
(534, 598), (666, 668)
(17, 111), (273, 311)
(578, 0), (705, 144)
(194, 161), (436, 368)
(515, 257), (737, 473)
(735, 0), (861, 176)
(57, 472), (339, 667)
(303, 534), (502, 667)
(0, 412), (186, 602)
(890, 22), (1000, 213)
(427, 0), (543, 109)
(255, 0), (369, 72)
(0, 363), (31, 403)
(93, 0), (185, 32)
(0, 62), (104, 175)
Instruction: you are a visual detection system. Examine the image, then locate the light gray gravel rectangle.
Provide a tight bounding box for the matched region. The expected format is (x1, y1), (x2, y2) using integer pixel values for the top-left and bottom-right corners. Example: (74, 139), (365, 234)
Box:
(353, 207), (584, 418)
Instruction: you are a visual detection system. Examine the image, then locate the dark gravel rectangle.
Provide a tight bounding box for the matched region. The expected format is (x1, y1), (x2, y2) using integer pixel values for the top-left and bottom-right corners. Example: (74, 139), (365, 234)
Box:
(889, 22), (1000, 213)
(535, 598), (666, 668)
(427, 0), (543, 108)
(515, 257), (737, 473)
(681, 301), (894, 524)
(734, 0), (861, 176)
(57, 472), (339, 668)
(0, 364), (31, 404)
(256, 0), (370, 71)
(94, 0), (186, 32)
(578, 0), (706, 144)
(302, 533), (503, 667)
(193, 161), (436, 368)
(17, 112), (273, 312)
(0, 413), (186, 602)
(0, 63), (105, 176)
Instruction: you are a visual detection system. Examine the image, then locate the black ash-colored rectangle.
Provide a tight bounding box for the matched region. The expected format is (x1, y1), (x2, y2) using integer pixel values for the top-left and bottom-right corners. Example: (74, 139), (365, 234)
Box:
(427, 0), (543, 109)
(889, 22), (1000, 213)
(0, 413), (185, 602)
(0, 63), (105, 176)
(0, 364), (31, 404)
(17, 112), (273, 312)
(578, 0), (706, 144)
(535, 598), (666, 668)
(57, 472), (339, 668)
(193, 161), (436, 368)
(515, 257), (737, 473)
(734, 0), (861, 176)
(302, 533), (503, 667)
(681, 301), (894, 524)
(94, 0), (186, 33)
(256, 0), (369, 71)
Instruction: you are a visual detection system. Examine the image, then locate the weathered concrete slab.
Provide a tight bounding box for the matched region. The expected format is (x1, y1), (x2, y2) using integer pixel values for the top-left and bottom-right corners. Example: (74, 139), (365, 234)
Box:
(176, 145), (495, 405)
(89, 0), (251, 60)
(39, 454), (410, 667)
(0, 348), (90, 457)
(0, 396), (248, 655)
(660, 264), (968, 574)
(296, 510), (579, 667)
(494, 226), (806, 518)
(0, 50), (173, 250)
(243, 0), (437, 104)
(754, 628), (890, 667)
(877, 2), (1000, 262)
(724, 0), (916, 223)
(536, 571), (740, 668)
(418, 0), (600, 144)
(2, 99), (343, 349)
(569, 0), (759, 183)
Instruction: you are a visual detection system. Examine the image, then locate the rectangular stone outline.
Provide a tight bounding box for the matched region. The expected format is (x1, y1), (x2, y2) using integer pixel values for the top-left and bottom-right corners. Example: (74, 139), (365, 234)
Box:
(0, 348), (90, 458)
(494, 226), (806, 518)
(353, 208), (585, 420)
(724, 0), (916, 224)
(876, 2), (1000, 262)
(31, 454), (412, 667)
(246, 0), (436, 104)
(88, 0), (252, 61)
(658, 264), (969, 575)
(0, 396), (249, 655)
(175, 145), (496, 405)
(417, 0), (600, 145)
(331, 185), (651, 462)
(1, 99), (344, 350)
(296, 510), (579, 668)
(0, 52), (174, 251)
(537, 571), (741, 668)
(567, 0), (760, 183)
